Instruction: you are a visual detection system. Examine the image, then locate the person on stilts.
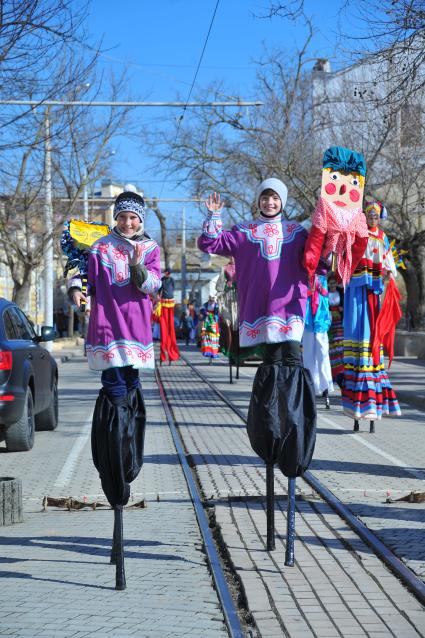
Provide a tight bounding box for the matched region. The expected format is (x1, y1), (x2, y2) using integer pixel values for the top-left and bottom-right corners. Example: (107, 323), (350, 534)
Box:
(158, 269), (180, 365)
(198, 180), (317, 559)
(83, 190), (161, 589)
(341, 200), (401, 432)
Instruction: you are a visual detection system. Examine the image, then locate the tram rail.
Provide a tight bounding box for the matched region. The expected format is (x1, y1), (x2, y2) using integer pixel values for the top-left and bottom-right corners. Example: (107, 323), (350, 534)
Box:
(155, 367), (246, 638)
(176, 354), (425, 608)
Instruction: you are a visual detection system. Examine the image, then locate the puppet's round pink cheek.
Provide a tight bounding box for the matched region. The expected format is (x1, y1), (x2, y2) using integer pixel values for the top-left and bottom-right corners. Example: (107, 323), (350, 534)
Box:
(349, 189), (360, 202)
(325, 183), (336, 195)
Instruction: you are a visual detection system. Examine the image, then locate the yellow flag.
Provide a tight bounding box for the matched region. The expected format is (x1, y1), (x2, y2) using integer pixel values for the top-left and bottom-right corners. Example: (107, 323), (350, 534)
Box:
(69, 219), (110, 250)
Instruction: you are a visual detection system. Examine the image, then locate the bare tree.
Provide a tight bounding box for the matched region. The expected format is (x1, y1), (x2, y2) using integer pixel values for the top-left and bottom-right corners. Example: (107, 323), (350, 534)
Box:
(365, 130), (425, 329)
(148, 35), (324, 227)
(148, 26), (425, 327)
(263, 0), (425, 108)
(0, 1), (99, 132)
(149, 199), (172, 270)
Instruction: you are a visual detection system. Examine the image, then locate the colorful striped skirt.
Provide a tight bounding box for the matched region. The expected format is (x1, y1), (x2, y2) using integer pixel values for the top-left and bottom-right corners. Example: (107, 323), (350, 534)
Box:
(201, 314), (220, 359)
(341, 285), (401, 420)
(328, 305), (344, 382)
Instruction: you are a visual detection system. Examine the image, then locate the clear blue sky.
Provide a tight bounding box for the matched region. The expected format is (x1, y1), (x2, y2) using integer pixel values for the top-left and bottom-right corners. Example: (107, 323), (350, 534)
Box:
(84, 0), (358, 236)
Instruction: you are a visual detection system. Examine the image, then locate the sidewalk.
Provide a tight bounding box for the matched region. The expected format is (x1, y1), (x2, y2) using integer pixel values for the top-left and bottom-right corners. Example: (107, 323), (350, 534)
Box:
(0, 357), (228, 638)
(385, 356), (425, 411)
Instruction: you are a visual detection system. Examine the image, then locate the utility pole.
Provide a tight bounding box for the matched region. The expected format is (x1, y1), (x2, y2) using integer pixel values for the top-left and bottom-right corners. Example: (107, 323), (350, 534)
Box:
(0, 98), (262, 335)
(181, 207), (187, 304)
(43, 107), (53, 351)
(83, 171), (89, 221)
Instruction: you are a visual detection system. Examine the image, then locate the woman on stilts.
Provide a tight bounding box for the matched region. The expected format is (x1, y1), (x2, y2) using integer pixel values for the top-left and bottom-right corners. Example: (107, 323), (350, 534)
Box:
(198, 180), (317, 558)
(341, 201), (401, 432)
(83, 190), (161, 589)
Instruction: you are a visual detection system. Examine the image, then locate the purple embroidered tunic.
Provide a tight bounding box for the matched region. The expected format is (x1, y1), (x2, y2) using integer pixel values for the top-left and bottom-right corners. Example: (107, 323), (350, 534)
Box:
(198, 211), (308, 346)
(86, 233), (161, 370)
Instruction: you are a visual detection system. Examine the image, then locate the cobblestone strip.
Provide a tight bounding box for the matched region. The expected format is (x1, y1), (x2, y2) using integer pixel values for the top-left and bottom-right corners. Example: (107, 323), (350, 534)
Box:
(159, 359), (425, 638)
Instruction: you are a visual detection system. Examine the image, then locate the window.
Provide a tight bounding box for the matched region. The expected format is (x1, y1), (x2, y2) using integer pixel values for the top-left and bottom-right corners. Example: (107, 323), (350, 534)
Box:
(3, 310), (17, 340)
(9, 307), (36, 340)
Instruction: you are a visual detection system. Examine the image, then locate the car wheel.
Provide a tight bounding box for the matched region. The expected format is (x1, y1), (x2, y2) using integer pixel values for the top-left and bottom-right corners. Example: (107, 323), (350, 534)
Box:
(35, 380), (58, 431)
(5, 388), (35, 452)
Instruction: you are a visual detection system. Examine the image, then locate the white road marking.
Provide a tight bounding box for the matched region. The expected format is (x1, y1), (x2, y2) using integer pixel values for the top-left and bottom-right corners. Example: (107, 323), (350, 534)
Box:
(319, 413), (425, 482)
(53, 416), (92, 489)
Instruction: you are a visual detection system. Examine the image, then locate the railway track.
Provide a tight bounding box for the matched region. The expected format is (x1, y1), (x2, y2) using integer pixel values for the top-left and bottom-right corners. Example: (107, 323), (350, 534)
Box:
(156, 354), (425, 637)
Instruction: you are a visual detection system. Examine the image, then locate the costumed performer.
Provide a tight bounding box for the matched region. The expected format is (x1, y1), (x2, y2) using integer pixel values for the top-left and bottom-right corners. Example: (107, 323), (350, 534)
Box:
(342, 200), (401, 433)
(70, 190), (161, 589)
(198, 179), (316, 557)
(200, 295), (220, 359)
(158, 268), (180, 364)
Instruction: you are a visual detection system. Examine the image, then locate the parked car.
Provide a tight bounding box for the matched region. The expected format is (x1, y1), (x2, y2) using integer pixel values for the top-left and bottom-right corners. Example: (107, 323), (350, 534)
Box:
(0, 298), (58, 452)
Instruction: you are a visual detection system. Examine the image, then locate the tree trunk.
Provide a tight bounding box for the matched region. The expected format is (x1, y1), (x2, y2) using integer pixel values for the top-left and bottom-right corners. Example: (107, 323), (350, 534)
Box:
(400, 250), (425, 330)
(13, 277), (32, 311)
(0, 477), (23, 526)
(150, 201), (172, 269)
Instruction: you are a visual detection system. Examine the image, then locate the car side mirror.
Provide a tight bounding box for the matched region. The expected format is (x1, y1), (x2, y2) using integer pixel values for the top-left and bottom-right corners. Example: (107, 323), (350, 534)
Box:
(38, 326), (57, 342)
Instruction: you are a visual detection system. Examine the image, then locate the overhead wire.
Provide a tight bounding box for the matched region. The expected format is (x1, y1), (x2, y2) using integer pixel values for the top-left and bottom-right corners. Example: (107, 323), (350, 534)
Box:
(156, 0), (221, 200)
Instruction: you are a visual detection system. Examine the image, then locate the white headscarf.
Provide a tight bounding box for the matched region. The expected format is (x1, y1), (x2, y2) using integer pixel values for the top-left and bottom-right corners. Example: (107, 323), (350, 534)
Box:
(255, 178), (288, 213)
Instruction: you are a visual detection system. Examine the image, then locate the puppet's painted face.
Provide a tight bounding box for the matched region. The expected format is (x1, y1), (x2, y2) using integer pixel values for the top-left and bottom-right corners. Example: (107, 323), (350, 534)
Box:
(321, 169), (364, 208)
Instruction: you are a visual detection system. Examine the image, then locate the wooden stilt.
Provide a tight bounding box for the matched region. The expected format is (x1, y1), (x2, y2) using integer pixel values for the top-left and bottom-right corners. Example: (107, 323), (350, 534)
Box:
(266, 464), (275, 551)
(110, 512), (117, 564)
(114, 506), (126, 590)
(285, 477), (296, 566)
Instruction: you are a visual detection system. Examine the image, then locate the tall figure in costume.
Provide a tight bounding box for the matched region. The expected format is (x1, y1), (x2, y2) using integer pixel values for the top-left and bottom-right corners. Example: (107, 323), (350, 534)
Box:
(198, 180), (316, 558)
(200, 295), (220, 360)
(342, 201), (401, 432)
(86, 191), (161, 589)
(158, 269), (180, 364)
(302, 263), (333, 408)
(304, 146), (369, 288)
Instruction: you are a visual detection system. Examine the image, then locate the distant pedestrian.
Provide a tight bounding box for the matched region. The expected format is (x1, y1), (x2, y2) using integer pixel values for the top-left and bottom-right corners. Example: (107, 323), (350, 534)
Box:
(179, 308), (194, 346)
(54, 307), (67, 338)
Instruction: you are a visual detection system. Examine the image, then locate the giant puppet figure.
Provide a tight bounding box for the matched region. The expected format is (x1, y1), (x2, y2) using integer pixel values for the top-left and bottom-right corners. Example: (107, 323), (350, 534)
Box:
(198, 180), (316, 561)
(303, 146), (369, 288)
